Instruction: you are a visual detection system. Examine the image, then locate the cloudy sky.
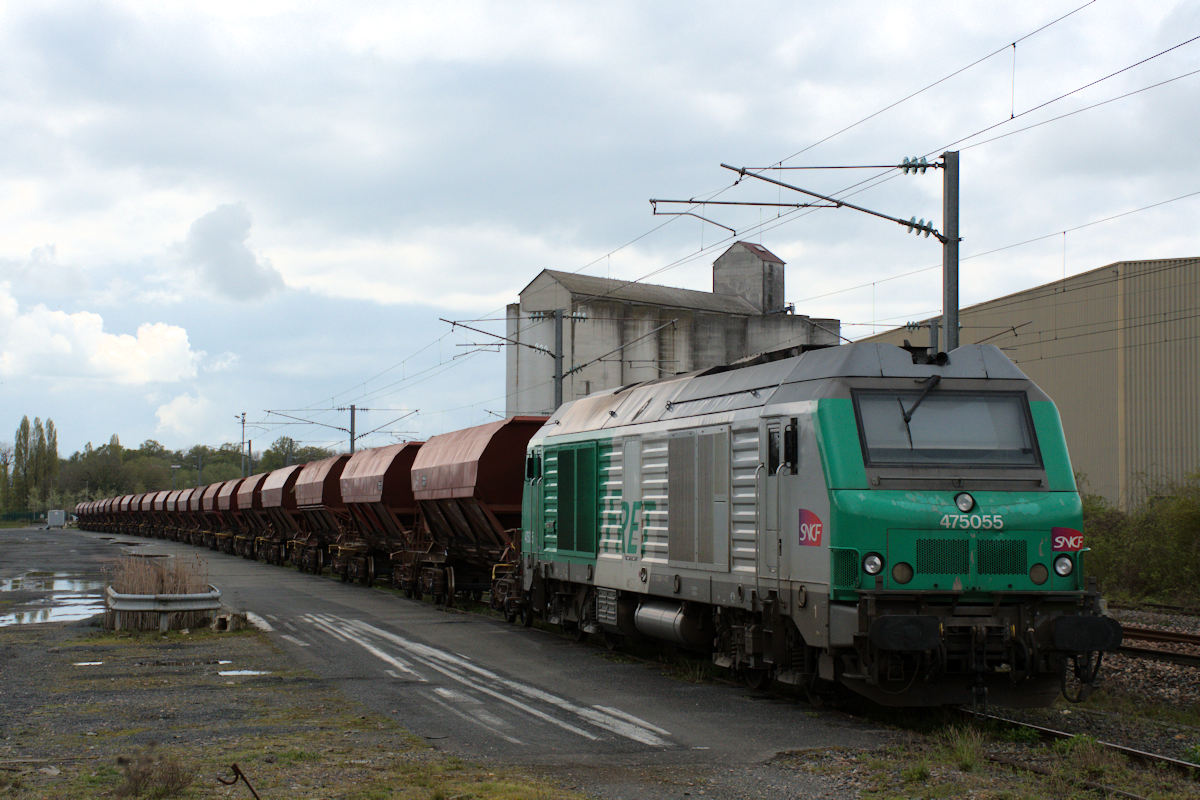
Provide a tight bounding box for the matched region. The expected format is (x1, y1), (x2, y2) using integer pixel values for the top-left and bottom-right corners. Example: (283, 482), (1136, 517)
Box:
(2, 0), (1197, 457)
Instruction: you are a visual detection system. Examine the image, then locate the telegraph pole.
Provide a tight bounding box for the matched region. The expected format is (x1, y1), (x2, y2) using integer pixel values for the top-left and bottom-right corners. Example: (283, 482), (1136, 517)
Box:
(349, 404), (356, 453)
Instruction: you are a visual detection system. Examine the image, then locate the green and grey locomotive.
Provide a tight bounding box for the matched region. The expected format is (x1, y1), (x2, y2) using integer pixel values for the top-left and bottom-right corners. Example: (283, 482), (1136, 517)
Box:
(520, 341), (1121, 706)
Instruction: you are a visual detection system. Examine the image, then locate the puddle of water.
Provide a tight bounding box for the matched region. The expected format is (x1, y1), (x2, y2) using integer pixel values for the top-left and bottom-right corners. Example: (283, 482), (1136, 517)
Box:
(0, 571), (106, 627)
(218, 670), (270, 676)
(0, 572), (104, 593)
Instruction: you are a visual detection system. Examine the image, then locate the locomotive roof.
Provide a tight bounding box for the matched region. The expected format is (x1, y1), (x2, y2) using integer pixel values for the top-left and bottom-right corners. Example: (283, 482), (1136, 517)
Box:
(541, 342), (1035, 438)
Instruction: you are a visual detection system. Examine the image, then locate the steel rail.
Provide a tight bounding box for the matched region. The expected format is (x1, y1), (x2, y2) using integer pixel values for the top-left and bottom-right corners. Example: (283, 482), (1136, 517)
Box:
(1117, 644), (1200, 668)
(960, 708), (1200, 781)
(1120, 625), (1200, 646)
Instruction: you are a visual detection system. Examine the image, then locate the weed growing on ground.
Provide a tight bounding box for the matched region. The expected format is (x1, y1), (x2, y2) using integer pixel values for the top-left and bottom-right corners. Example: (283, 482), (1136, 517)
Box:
(114, 744), (193, 798)
(940, 724), (986, 772)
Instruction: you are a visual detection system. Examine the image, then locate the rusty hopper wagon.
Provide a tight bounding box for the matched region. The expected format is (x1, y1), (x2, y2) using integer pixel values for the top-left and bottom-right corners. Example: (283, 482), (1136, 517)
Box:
(187, 485), (212, 546)
(404, 416), (546, 604)
(292, 455), (352, 575)
(337, 441), (423, 586)
(234, 473), (271, 558)
(214, 479), (245, 554)
(199, 482), (225, 549)
(149, 490), (174, 538)
(259, 465), (304, 567)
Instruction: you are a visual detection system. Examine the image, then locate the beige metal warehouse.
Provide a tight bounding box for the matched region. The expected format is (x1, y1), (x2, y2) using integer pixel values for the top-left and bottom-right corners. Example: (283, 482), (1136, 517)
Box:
(866, 257), (1200, 508)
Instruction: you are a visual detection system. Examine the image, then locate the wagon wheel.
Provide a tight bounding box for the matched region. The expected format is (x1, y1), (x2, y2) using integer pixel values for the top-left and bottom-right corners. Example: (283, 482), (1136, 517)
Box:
(441, 567), (456, 607)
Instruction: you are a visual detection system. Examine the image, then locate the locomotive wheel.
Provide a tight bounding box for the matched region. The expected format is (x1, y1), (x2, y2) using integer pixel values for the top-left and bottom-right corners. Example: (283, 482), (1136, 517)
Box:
(362, 557), (375, 586)
(743, 668), (771, 691)
(520, 606), (534, 628)
(503, 602), (517, 624)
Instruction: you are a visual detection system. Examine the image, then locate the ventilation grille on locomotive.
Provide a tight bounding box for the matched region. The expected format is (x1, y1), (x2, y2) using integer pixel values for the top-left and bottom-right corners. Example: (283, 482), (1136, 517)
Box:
(977, 539), (1026, 575)
(916, 538), (970, 574)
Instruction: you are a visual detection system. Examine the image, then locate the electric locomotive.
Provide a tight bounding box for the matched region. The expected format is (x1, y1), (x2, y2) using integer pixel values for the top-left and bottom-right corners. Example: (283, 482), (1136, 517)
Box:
(519, 341), (1121, 706)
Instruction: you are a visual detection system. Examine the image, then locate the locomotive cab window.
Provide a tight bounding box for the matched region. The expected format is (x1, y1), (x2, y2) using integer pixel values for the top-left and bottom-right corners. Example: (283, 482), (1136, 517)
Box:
(853, 390), (1041, 468)
(525, 453), (542, 481)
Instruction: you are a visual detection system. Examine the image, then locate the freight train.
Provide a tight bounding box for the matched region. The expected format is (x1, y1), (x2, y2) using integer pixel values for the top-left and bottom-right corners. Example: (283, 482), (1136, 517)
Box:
(77, 341), (1122, 707)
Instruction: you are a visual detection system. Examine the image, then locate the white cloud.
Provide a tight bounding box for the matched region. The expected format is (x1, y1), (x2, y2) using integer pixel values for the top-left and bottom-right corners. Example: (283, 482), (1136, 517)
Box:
(182, 203), (284, 300)
(205, 351), (240, 372)
(154, 392), (212, 438)
(0, 282), (201, 383)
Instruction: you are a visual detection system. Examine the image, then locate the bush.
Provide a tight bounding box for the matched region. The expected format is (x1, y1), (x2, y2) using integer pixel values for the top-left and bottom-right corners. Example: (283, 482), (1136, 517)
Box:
(1084, 474), (1200, 603)
(115, 744), (193, 798)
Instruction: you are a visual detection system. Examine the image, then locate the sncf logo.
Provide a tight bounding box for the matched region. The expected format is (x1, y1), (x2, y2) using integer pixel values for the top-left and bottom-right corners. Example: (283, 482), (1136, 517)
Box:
(798, 510), (824, 547)
(1052, 527), (1084, 552)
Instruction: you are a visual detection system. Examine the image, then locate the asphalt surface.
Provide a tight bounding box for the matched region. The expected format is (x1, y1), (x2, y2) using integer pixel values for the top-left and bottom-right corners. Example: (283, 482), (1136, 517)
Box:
(1, 527), (892, 798)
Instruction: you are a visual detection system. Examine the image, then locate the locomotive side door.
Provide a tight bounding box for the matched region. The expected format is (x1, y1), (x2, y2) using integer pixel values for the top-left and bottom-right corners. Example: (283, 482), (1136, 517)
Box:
(521, 449), (544, 587)
(759, 420), (784, 581)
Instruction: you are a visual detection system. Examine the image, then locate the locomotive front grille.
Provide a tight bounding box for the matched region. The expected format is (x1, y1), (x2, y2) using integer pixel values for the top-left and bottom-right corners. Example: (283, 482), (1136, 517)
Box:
(916, 538), (970, 574)
(978, 539), (1026, 575)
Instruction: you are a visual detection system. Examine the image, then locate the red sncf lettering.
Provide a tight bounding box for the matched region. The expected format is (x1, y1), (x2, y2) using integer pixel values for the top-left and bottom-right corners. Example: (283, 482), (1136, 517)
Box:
(1051, 527), (1084, 552)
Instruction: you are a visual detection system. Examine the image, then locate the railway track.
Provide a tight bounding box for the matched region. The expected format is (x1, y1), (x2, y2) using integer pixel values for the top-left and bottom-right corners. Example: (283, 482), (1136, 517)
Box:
(960, 708), (1200, 784)
(1118, 625), (1200, 668)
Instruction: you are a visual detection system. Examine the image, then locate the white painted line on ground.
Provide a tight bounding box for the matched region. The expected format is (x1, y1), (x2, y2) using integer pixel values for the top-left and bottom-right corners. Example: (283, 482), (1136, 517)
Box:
(280, 634), (310, 648)
(593, 705), (672, 737)
(424, 693), (524, 745)
(433, 687), (476, 703)
(245, 612), (273, 631)
(305, 614), (425, 682)
(344, 617), (669, 746)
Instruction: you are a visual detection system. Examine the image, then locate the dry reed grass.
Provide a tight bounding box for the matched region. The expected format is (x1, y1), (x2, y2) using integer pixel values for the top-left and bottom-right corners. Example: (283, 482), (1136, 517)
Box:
(104, 554), (213, 632)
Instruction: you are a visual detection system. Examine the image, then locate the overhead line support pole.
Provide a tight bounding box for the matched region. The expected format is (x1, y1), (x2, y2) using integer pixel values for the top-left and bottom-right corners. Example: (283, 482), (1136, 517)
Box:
(942, 151), (960, 352)
(554, 310), (564, 410)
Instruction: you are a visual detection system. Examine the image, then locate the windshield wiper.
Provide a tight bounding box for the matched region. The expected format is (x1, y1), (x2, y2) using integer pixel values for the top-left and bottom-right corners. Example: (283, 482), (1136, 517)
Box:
(897, 375), (940, 449)
(901, 375), (941, 423)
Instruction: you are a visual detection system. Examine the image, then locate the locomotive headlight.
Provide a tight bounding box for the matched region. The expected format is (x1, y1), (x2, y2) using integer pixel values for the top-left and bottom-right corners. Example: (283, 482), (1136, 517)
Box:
(1053, 554), (1074, 577)
(862, 553), (884, 575)
(954, 492), (975, 513)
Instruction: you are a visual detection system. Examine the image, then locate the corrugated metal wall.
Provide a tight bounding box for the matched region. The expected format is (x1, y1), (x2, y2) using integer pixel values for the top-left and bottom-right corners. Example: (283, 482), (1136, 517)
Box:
(867, 258), (1200, 508)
